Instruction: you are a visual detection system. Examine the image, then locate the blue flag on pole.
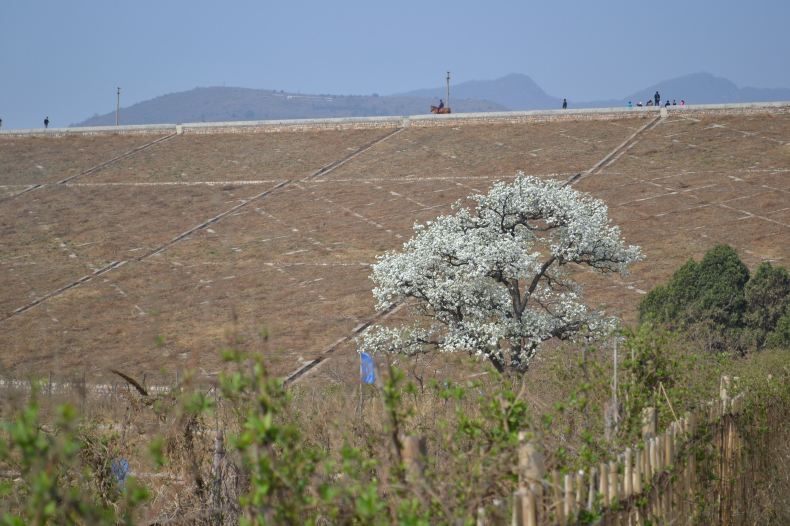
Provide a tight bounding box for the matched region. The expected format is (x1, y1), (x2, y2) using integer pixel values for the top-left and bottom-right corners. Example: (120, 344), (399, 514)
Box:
(111, 458), (130, 488)
(360, 352), (376, 384)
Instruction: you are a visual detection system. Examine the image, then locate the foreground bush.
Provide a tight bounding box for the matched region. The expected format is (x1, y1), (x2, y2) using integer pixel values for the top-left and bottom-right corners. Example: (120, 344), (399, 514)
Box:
(0, 393), (147, 525)
(2, 333), (788, 524)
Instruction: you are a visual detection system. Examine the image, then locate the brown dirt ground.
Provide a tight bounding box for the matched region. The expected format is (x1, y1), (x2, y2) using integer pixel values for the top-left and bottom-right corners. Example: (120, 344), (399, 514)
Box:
(0, 183), (280, 319)
(0, 186), (33, 199)
(88, 129), (394, 183)
(0, 113), (787, 383)
(325, 119), (647, 181)
(0, 134), (166, 185)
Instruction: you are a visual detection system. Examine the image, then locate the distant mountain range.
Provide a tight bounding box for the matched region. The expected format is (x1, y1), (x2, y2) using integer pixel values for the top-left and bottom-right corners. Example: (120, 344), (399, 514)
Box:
(397, 72), (790, 110)
(74, 72), (790, 127)
(394, 73), (559, 110)
(74, 88), (506, 127)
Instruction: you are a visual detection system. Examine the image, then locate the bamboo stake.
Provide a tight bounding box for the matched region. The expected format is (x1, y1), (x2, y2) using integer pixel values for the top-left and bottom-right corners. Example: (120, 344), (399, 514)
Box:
(402, 435), (426, 484)
(513, 489), (526, 526)
(552, 470), (564, 524)
(575, 470), (584, 509)
(525, 486), (537, 526)
(666, 431), (674, 520)
(518, 431), (529, 488)
(650, 479), (658, 524)
(512, 488), (537, 526)
(609, 460), (619, 506)
(598, 462), (609, 506)
(720, 375), (731, 415)
(519, 433), (545, 490)
(624, 448), (633, 498)
(687, 434), (696, 499)
(564, 473), (575, 521)
(641, 406), (657, 439)
(211, 431), (224, 521)
(649, 438), (657, 477)
(587, 467), (597, 511)
(687, 411), (697, 437)
(731, 393), (743, 414)
(664, 429), (673, 467)
(633, 446), (643, 495)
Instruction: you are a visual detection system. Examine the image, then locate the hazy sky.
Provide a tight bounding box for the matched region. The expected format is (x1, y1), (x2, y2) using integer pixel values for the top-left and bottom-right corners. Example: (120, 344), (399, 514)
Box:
(2, 0), (789, 129)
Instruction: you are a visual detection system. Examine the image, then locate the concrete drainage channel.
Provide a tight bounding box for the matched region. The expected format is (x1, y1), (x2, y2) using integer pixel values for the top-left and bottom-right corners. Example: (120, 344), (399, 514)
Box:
(283, 303), (405, 386)
(0, 180), (293, 323)
(5, 261), (127, 321)
(0, 123), (410, 324)
(56, 133), (178, 185)
(304, 127), (404, 180)
(0, 133), (178, 204)
(565, 113), (663, 187)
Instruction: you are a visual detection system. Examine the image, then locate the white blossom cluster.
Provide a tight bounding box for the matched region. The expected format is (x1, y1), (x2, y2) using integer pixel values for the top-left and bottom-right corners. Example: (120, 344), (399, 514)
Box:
(358, 173), (643, 373)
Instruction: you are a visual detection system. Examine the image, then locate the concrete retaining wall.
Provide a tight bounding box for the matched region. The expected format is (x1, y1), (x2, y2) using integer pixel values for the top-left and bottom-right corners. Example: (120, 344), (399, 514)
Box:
(2, 101), (788, 138)
(183, 115), (403, 135)
(0, 123), (175, 138)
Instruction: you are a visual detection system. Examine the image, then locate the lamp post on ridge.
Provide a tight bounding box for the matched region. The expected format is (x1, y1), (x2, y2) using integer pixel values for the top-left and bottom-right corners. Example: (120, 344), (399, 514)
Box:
(116, 87), (121, 126)
(446, 71), (450, 110)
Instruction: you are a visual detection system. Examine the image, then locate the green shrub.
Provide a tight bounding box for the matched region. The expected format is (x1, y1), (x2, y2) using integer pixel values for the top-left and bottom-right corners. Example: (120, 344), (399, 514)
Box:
(639, 244), (790, 353)
(745, 262), (790, 347)
(639, 245), (749, 328)
(691, 245), (750, 326)
(638, 258), (700, 326)
(766, 306), (790, 348)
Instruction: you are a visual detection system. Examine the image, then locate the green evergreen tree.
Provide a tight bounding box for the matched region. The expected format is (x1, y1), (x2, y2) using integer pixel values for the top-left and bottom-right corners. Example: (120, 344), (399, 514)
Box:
(744, 262), (790, 347)
(636, 245), (790, 353)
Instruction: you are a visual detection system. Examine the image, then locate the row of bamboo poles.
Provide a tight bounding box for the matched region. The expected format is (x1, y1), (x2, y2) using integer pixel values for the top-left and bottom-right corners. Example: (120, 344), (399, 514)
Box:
(511, 375), (743, 526)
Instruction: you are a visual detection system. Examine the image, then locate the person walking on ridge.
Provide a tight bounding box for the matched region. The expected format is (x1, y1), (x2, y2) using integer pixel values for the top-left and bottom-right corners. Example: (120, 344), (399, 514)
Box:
(44, 116), (49, 129)
(562, 98), (567, 109)
(654, 91), (660, 107)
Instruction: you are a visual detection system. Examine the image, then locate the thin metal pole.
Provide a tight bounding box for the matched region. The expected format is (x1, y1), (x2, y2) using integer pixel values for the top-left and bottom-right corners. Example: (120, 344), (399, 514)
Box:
(446, 71), (450, 109)
(613, 337), (618, 426)
(116, 87), (121, 126)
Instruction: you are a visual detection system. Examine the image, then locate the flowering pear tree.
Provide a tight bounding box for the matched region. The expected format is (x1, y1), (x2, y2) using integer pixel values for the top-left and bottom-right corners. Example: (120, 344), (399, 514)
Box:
(358, 173), (643, 373)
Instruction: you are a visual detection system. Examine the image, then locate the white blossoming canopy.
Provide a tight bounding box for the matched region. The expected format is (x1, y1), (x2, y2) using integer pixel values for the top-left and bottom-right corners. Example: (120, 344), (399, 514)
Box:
(358, 173), (643, 373)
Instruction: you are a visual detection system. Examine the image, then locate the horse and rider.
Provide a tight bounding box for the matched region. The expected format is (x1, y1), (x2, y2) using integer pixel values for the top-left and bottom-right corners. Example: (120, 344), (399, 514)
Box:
(430, 99), (451, 114)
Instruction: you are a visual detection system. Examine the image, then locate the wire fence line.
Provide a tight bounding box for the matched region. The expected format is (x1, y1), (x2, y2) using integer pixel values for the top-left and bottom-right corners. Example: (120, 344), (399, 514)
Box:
(0, 374), (176, 397)
(506, 375), (786, 525)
